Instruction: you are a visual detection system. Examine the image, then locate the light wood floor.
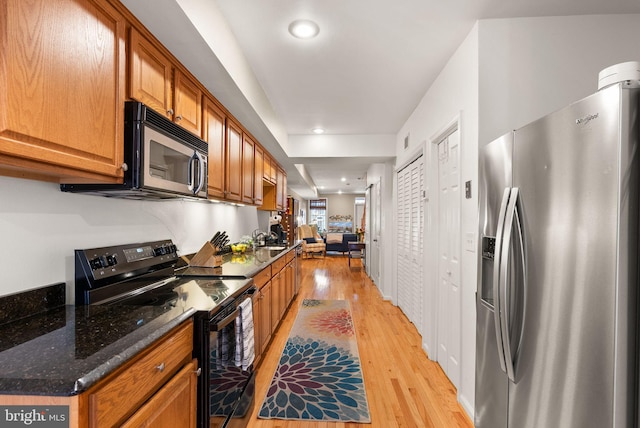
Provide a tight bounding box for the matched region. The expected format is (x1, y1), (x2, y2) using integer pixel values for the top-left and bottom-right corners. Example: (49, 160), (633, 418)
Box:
(248, 255), (474, 428)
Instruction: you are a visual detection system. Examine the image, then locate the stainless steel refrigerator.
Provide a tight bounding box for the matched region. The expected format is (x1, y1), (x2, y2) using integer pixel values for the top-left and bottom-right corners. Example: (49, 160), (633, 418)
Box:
(476, 82), (639, 428)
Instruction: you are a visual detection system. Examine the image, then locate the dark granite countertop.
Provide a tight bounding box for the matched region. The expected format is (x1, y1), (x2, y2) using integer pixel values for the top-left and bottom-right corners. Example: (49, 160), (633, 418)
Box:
(0, 302), (195, 396)
(178, 241), (300, 278)
(0, 242), (299, 398)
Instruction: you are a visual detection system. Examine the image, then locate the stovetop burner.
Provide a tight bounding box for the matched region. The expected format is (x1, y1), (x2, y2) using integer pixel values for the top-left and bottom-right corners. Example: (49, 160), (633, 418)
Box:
(111, 286), (180, 308)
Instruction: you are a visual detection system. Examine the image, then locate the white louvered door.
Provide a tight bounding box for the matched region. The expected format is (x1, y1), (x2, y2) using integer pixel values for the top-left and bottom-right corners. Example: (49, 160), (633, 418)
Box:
(396, 155), (424, 333)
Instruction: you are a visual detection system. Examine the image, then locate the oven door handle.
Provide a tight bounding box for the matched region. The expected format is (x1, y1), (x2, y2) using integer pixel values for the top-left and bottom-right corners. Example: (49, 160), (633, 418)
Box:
(213, 308), (239, 331)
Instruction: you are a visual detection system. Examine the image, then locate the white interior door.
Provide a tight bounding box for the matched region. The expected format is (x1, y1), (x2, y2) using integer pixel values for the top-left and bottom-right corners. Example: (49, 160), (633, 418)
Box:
(396, 156), (424, 331)
(366, 179), (381, 285)
(365, 186), (371, 274)
(437, 129), (461, 388)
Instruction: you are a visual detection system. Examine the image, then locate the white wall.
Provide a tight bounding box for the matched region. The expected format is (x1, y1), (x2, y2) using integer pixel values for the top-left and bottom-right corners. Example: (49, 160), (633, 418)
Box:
(321, 193), (362, 229)
(479, 14), (640, 146)
(0, 176), (259, 303)
(395, 24), (479, 417)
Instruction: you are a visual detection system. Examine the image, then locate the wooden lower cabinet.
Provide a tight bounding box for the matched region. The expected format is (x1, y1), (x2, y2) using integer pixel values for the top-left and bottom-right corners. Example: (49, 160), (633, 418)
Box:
(0, 321), (196, 428)
(254, 280), (272, 361)
(270, 271), (282, 332)
(121, 359), (197, 428)
(86, 321), (194, 427)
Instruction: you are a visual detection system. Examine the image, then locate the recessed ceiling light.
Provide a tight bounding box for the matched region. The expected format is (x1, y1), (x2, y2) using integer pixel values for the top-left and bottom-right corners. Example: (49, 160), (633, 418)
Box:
(312, 127), (324, 134)
(341, 177), (346, 182)
(288, 20), (320, 39)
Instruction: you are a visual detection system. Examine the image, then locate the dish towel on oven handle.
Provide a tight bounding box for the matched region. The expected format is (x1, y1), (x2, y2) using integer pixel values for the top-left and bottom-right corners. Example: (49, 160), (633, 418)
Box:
(234, 297), (255, 371)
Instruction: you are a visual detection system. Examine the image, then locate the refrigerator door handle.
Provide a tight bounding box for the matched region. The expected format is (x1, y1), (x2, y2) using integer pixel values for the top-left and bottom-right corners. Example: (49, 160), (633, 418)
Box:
(500, 187), (525, 383)
(492, 187), (511, 374)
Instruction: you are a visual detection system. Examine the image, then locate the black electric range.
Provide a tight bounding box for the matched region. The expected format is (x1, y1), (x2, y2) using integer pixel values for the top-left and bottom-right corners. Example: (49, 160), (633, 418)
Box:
(74, 239), (256, 428)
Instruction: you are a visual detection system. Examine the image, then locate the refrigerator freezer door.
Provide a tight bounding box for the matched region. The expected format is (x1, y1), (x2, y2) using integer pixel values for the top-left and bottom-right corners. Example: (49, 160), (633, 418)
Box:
(509, 85), (624, 427)
(475, 132), (513, 428)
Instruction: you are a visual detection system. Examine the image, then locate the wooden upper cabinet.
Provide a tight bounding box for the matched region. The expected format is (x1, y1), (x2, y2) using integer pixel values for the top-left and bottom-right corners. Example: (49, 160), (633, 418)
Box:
(174, 70), (202, 136)
(254, 144), (264, 206)
(225, 118), (243, 202)
(241, 134), (255, 204)
(276, 167), (286, 210)
(203, 97), (225, 200)
(0, 0), (126, 183)
(129, 27), (173, 119)
(130, 28), (202, 136)
(263, 153), (272, 182)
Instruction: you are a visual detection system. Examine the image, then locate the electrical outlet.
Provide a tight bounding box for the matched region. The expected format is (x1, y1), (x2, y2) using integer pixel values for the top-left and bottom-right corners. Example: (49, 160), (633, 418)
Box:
(465, 232), (475, 252)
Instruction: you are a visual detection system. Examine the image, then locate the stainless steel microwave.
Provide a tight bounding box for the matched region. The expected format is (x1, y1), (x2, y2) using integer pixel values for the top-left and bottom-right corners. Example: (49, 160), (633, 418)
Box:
(61, 101), (208, 200)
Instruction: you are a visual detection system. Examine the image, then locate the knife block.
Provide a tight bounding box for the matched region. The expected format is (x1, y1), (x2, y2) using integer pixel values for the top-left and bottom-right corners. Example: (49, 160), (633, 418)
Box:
(189, 242), (223, 267)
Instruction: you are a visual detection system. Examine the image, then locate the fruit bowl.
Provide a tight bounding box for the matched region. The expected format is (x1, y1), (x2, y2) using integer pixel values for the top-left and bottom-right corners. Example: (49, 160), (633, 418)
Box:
(231, 243), (247, 254)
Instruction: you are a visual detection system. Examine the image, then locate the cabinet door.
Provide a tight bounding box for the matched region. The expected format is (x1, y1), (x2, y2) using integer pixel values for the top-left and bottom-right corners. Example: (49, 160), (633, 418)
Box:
(121, 360), (197, 428)
(254, 144), (264, 206)
(253, 290), (263, 362)
(241, 134), (255, 204)
(276, 167), (286, 210)
(130, 27), (173, 119)
(174, 70), (202, 136)
(203, 98), (225, 199)
(263, 153), (272, 182)
(225, 119), (243, 201)
(260, 282), (272, 354)
(285, 262), (294, 308)
(279, 268), (288, 319)
(269, 157), (277, 183)
(0, 0), (126, 182)
(270, 273), (281, 332)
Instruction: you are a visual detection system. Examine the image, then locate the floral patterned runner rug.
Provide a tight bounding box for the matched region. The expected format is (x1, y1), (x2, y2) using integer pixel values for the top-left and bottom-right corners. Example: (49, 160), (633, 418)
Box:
(258, 299), (371, 422)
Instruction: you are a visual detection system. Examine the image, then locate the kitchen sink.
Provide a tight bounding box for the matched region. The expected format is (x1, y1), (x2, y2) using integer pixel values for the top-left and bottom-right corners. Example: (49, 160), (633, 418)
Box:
(256, 246), (287, 251)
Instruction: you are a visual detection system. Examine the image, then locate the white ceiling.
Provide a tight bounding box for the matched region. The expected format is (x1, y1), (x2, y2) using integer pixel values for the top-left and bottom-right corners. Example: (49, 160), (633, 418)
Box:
(121, 0), (640, 198)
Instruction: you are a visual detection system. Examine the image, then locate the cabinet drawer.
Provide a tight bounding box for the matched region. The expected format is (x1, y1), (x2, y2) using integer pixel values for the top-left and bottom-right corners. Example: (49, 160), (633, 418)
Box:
(121, 359), (197, 428)
(253, 266), (272, 288)
(285, 250), (294, 263)
(89, 321), (193, 427)
(271, 257), (286, 273)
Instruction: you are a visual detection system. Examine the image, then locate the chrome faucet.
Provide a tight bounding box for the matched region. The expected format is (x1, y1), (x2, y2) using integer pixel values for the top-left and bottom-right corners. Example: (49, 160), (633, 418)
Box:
(252, 229), (267, 249)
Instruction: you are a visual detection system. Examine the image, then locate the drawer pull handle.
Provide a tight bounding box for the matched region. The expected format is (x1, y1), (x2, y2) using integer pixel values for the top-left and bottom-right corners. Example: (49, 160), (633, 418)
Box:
(195, 368), (202, 377)
(156, 362), (165, 372)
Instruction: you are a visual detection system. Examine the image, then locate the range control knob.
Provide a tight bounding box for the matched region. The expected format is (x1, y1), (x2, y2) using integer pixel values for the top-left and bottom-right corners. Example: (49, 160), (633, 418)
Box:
(106, 254), (117, 266)
(89, 257), (102, 270)
(99, 256), (109, 268)
(154, 247), (165, 256)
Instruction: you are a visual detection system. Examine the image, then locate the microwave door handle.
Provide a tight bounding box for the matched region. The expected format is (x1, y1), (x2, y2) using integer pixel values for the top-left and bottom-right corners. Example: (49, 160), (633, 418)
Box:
(187, 153), (197, 193)
(194, 151), (206, 194)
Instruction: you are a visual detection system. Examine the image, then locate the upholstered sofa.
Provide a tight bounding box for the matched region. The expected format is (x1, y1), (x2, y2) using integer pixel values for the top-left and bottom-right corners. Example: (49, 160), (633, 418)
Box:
(324, 233), (358, 254)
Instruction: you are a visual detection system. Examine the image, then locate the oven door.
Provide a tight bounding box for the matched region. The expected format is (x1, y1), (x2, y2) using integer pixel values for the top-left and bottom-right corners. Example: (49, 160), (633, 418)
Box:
(142, 124), (207, 197)
(208, 295), (256, 428)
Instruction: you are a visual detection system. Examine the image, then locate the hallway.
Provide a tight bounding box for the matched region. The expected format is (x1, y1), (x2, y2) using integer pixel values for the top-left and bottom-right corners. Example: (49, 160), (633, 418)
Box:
(249, 255), (473, 427)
